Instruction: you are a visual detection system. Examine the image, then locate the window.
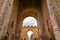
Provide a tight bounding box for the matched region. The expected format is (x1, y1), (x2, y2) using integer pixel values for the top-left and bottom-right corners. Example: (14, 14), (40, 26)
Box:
(46, 20), (49, 26)
(48, 28), (50, 32)
(2, 36), (8, 40)
(11, 21), (14, 28)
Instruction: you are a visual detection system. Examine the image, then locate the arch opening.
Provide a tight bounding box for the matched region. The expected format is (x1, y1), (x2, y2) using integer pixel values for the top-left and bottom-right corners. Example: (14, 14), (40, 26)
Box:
(23, 16), (37, 27)
(27, 30), (33, 40)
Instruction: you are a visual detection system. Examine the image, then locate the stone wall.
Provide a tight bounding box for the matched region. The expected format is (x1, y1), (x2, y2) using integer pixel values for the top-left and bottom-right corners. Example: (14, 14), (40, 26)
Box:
(0, 0), (14, 39)
(51, 0), (60, 40)
(41, 0), (56, 40)
(52, 0), (60, 31)
(46, 0), (60, 40)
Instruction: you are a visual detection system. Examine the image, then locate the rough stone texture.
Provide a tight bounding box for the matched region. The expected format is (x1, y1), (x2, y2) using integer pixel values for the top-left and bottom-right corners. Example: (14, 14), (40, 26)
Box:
(52, 0), (60, 31)
(46, 0), (60, 40)
(52, 0), (60, 40)
(0, 0), (5, 31)
(0, 0), (14, 39)
(0, 0), (4, 12)
(0, 0), (60, 40)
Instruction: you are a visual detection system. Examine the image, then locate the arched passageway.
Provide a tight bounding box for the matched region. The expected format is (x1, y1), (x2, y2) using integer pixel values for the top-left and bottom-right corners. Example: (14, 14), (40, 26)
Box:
(0, 0), (58, 40)
(27, 30), (33, 40)
(21, 27), (39, 40)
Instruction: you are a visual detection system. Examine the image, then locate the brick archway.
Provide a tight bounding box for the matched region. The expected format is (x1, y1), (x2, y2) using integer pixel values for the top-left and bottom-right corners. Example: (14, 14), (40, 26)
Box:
(17, 8), (42, 28)
(21, 26), (39, 40)
(17, 8), (42, 40)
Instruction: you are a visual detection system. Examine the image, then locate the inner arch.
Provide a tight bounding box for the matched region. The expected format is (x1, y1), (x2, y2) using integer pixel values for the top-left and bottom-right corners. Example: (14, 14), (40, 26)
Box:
(23, 16), (37, 26)
(27, 30), (33, 40)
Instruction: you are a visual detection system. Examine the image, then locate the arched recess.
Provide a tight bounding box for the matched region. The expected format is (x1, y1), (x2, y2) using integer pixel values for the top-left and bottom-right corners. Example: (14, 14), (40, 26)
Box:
(27, 30), (33, 40)
(21, 27), (39, 40)
(18, 8), (42, 28)
(17, 8), (43, 39)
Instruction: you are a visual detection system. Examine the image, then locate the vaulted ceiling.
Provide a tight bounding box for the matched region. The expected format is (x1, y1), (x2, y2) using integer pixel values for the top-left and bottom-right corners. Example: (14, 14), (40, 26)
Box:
(19, 0), (41, 7)
(18, 0), (42, 17)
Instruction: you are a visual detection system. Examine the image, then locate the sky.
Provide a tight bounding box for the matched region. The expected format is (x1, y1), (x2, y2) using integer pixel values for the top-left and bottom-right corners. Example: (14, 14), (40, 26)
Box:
(23, 17), (37, 26)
